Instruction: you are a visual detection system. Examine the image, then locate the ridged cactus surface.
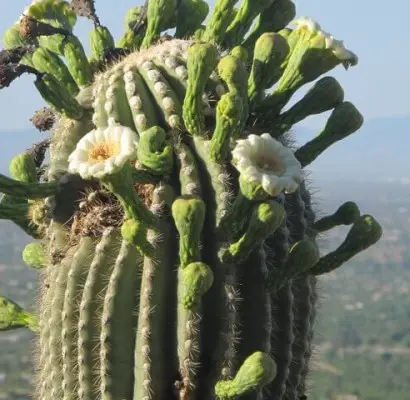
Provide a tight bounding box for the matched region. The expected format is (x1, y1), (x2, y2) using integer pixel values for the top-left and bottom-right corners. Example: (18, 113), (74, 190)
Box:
(0, 1), (382, 399)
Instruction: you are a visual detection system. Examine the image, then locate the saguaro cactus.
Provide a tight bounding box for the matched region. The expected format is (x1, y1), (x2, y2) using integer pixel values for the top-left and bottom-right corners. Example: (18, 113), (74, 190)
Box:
(0, 1), (382, 399)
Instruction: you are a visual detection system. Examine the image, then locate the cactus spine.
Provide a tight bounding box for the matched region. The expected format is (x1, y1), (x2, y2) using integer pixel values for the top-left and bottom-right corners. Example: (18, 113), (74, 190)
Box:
(0, 1), (382, 399)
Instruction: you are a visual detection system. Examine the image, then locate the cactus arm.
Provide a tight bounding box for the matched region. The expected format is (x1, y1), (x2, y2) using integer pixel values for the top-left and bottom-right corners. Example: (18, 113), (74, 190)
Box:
(0, 172), (59, 199)
(77, 228), (120, 399)
(295, 102), (364, 167)
(133, 185), (179, 399)
(100, 239), (143, 399)
(61, 237), (95, 400)
(183, 42), (218, 136)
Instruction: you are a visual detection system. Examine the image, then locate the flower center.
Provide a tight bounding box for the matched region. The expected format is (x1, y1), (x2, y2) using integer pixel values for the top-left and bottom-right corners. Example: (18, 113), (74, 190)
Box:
(256, 155), (285, 174)
(88, 141), (119, 163)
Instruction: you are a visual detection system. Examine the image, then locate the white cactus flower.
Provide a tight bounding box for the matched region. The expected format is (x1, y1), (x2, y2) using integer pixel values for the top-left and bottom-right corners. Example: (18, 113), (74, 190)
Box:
(232, 134), (303, 197)
(292, 17), (358, 67)
(68, 125), (138, 179)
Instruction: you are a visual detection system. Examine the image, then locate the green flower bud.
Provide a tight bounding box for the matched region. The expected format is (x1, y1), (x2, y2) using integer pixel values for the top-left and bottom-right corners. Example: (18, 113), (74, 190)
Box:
(314, 201), (360, 233)
(221, 200), (285, 263)
(90, 25), (115, 61)
(248, 32), (289, 106)
(32, 47), (79, 96)
(269, 239), (320, 290)
(183, 42), (218, 135)
(311, 215), (382, 275)
(171, 196), (206, 268)
(230, 46), (248, 63)
(9, 152), (37, 183)
(121, 218), (155, 258)
(181, 262), (214, 309)
(34, 73), (84, 120)
(22, 242), (48, 269)
(276, 76), (344, 132)
(0, 296), (39, 332)
(137, 126), (174, 176)
(215, 352), (277, 398)
(295, 101), (364, 167)
(176, 0), (209, 38)
(142, 0), (178, 48)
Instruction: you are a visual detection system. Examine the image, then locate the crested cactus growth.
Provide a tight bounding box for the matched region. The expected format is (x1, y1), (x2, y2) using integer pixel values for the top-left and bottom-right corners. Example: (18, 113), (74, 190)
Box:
(0, 1), (382, 400)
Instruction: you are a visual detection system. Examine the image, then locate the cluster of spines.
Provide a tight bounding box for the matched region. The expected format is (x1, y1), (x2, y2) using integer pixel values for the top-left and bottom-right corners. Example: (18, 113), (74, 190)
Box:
(0, 1), (385, 400)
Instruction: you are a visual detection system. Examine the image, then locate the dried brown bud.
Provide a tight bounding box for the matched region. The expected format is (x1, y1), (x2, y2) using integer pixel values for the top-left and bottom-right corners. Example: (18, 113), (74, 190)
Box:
(27, 138), (51, 168)
(70, 0), (100, 25)
(0, 64), (30, 89)
(19, 16), (69, 39)
(0, 47), (31, 65)
(30, 107), (56, 132)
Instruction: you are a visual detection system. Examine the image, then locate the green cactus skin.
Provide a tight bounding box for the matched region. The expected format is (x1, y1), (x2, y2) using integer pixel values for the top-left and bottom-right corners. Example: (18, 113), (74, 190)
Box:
(0, 2), (383, 400)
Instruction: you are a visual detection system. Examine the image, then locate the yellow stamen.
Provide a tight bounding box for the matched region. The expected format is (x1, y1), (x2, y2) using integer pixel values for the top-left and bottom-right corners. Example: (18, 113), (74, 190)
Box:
(88, 141), (119, 163)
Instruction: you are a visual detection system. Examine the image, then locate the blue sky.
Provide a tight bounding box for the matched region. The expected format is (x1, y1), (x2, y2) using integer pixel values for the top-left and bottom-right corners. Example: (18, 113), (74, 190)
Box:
(0, 0), (409, 132)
